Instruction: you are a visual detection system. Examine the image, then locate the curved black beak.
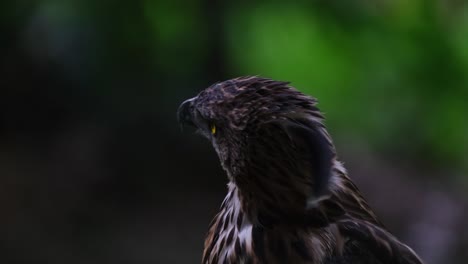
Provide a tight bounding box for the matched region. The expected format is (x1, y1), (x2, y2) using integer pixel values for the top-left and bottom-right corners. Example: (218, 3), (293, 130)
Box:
(177, 98), (196, 130)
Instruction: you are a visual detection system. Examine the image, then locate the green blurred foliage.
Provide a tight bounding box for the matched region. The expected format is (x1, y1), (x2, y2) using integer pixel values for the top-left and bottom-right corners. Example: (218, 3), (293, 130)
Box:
(225, 1), (468, 175)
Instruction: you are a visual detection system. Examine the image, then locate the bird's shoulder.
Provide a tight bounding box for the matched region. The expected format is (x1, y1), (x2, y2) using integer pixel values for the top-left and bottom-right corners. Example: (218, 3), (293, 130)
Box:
(327, 217), (423, 264)
(317, 174), (423, 264)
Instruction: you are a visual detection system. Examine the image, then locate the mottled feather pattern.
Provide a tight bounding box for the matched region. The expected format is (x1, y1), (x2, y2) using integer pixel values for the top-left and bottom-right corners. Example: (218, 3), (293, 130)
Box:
(178, 76), (424, 264)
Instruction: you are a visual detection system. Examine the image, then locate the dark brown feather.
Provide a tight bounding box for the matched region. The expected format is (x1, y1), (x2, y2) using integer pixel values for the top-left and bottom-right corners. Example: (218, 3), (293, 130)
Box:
(179, 76), (424, 264)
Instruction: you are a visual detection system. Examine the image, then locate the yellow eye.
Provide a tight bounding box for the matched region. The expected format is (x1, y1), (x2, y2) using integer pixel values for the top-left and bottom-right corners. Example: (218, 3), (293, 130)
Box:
(210, 123), (216, 135)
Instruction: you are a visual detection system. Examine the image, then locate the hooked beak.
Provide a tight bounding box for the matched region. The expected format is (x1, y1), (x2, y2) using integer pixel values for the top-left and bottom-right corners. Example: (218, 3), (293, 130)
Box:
(177, 98), (196, 130)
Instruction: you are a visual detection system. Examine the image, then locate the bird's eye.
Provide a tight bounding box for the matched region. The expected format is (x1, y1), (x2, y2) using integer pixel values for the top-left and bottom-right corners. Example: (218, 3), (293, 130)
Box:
(210, 123), (216, 135)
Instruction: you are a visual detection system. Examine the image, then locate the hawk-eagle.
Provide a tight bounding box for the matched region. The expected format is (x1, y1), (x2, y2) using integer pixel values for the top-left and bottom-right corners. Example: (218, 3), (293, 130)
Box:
(178, 76), (424, 264)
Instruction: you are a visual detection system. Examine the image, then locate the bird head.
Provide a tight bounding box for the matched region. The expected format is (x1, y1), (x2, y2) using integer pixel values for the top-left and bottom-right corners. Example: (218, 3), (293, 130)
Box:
(178, 76), (337, 223)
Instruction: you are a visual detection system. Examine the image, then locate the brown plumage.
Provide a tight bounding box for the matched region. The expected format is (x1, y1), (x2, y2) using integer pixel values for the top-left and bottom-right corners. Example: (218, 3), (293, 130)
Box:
(178, 76), (424, 264)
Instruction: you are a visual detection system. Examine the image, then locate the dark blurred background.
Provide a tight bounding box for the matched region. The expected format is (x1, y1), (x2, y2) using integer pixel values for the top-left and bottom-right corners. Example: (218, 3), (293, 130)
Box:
(1, 0), (467, 263)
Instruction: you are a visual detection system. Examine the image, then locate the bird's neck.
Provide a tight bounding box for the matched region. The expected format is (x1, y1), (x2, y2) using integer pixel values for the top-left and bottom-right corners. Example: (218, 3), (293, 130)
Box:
(221, 182), (251, 228)
(229, 160), (356, 228)
(203, 181), (332, 263)
(202, 182), (254, 263)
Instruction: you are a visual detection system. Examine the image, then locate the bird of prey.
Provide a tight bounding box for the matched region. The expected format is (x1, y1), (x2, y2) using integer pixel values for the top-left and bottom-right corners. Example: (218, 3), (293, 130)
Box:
(178, 76), (424, 264)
